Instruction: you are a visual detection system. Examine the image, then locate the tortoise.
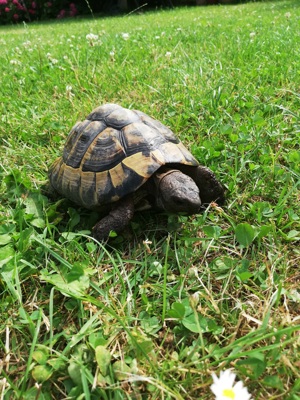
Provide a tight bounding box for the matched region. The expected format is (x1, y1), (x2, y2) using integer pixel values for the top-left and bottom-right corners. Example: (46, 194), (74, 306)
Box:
(49, 103), (225, 240)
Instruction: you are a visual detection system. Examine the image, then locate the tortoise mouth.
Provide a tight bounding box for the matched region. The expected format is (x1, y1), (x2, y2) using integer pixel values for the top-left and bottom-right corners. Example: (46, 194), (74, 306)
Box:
(165, 199), (201, 215)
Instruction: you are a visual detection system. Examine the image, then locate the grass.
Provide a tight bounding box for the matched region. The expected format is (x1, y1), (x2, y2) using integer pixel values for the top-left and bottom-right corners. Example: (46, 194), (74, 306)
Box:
(0, 0), (300, 398)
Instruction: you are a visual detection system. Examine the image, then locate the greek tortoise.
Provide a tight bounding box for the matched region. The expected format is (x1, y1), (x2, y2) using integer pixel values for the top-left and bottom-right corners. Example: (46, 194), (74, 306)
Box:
(49, 104), (225, 240)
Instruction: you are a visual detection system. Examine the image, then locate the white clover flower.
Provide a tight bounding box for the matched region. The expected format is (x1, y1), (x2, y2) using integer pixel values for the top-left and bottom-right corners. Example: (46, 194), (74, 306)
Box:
(249, 32), (256, 38)
(10, 59), (21, 65)
(210, 370), (252, 400)
(86, 33), (99, 45)
(188, 266), (198, 277)
(23, 40), (31, 48)
(285, 12), (291, 18)
(189, 291), (200, 308)
(86, 33), (98, 41)
(46, 52), (58, 64)
(66, 85), (75, 100)
(165, 51), (172, 58)
(109, 50), (115, 57)
(121, 32), (130, 40)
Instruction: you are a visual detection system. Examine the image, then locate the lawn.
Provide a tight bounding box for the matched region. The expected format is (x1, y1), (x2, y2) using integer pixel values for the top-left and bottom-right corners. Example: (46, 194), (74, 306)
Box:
(0, 0), (299, 398)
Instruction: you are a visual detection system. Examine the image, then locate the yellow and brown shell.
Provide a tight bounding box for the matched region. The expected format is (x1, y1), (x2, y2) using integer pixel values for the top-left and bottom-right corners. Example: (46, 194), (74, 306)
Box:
(49, 104), (199, 209)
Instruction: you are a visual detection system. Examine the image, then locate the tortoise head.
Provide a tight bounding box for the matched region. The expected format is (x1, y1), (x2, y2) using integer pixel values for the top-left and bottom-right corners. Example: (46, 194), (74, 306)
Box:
(154, 169), (201, 215)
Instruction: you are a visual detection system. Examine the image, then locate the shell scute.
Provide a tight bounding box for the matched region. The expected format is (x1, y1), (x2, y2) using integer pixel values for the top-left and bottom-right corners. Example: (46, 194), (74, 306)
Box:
(105, 108), (140, 129)
(79, 171), (97, 207)
(60, 164), (82, 205)
(64, 120), (106, 168)
(81, 127), (126, 172)
(134, 110), (179, 144)
(87, 103), (121, 120)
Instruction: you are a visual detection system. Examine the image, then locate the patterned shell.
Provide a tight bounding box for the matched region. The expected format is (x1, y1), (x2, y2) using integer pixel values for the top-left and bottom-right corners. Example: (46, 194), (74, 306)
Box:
(49, 104), (199, 209)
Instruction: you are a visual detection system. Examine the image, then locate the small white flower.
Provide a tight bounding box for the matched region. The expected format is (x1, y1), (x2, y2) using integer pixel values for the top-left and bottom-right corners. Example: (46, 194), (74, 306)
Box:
(285, 12), (291, 18)
(86, 33), (99, 46)
(188, 266), (198, 277)
(10, 59), (21, 65)
(109, 50), (115, 57)
(86, 33), (98, 42)
(23, 40), (31, 48)
(249, 32), (256, 38)
(66, 85), (74, 100)
(165, 51), (172, 58)
(210, 370), (252, 400)
(121, 32), (130, 40)
(46, 52), (58, 64)
(189, 291), (200, 308)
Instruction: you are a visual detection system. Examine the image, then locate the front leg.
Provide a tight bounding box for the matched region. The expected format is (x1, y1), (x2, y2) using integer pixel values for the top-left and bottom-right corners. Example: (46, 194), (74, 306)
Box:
(192, 166), (225, 206)
(92, 196), (135, 241)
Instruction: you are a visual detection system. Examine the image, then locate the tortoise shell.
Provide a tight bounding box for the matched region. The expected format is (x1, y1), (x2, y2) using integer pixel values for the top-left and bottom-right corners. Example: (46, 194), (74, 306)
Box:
(49, 104), (199, 209)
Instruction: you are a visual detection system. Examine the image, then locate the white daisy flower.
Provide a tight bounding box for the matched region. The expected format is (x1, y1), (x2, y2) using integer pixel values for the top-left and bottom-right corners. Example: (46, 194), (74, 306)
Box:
(210, 369), (252, 400)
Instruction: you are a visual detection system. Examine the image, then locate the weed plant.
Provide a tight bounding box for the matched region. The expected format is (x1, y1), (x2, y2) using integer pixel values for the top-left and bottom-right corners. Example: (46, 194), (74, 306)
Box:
(0, 0), (299, 398)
